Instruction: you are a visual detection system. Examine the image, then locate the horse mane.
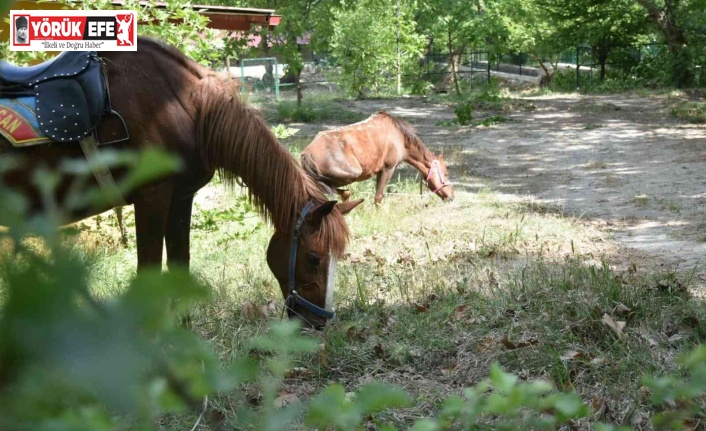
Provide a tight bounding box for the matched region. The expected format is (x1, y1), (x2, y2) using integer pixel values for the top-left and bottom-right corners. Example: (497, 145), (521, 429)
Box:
(374, 111), (432, 160)
(192, 74), (349, 256)
(135, 36), (208, 79)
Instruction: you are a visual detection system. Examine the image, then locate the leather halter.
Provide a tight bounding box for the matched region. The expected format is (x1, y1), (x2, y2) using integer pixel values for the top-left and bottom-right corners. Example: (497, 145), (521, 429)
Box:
(426, 159), (452, 193)
(285, 201), (335, 320)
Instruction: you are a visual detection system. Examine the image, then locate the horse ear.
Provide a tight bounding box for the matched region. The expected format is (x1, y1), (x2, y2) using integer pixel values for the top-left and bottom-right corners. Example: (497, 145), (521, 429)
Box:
(308, 200), (338, 227)
(438, 152), (444, 162)
(337, 198), (364, 215)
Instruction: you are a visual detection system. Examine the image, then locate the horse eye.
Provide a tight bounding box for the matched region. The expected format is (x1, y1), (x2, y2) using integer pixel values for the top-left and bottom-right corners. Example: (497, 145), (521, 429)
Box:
(307, 253), (321, 266)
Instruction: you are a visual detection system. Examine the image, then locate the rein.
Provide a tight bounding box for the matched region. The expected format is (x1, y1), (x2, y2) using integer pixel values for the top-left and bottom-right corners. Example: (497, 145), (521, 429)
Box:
(285, 201), (335, 320)
(426, 159), (452, 193)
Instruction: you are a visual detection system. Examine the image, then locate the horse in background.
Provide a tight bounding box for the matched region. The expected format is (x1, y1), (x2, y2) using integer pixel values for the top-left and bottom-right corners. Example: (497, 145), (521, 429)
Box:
(0, 37), (363, 329)
(301, 111), (453, 204)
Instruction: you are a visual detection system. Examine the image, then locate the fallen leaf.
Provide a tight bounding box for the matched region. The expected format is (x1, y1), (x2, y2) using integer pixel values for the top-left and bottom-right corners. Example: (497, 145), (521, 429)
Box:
(560, 350), (588, 361)
(274, 391), (299, 408)
(449, 304), (468, 322)
(242, 301), (256, 320)
(409, 347), (422, 357)
(346, 326), (369, 342)
(591, 396), (609, 420)
(614, 303), (631, 316)
(668, 333), (684, 343)
(589, 357), (608, 366)
(284, 367), (315, 379)
(601, 313), (626, 338)
(477, 336), (496, 352)
(501, 334), (538, 350)
(413, 302), (428, 313)
(374, 342), (385, 357)
(348, 253), (363, 263)
(397, 251), (415, 264)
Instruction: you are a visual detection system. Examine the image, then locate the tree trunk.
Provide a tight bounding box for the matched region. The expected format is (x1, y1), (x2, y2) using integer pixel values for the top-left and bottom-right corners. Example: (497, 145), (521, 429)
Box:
(396, 0), (401, 95)
(295, 69), (303, 106)
(636, 0), (692, 87)
(596, 43), (610, 81)
(447, 30), (461, 95)
(533, 54), (553, 86)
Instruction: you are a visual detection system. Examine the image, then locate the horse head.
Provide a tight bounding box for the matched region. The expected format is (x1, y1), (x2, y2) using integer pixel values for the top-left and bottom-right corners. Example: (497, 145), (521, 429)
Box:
(266, 199), (363, 329)
(427, 154), (454, 201)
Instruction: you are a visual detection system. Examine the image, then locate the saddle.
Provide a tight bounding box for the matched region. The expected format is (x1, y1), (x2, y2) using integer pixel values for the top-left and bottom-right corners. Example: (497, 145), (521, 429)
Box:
(0, 51), (126, 145)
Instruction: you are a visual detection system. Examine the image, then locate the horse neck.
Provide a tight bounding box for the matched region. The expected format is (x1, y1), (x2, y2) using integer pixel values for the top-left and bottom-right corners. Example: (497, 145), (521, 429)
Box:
(402, 135), (436, 176)
(196, 77), (311, 233)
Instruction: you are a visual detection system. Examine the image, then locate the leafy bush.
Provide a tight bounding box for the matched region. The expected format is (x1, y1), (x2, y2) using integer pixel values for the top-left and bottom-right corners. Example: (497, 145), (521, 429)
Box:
(670, 100), (706, 123)
(1, 149), (706, 431)
(275, 100), (365, 123)
(454, 102), (475, 125)
(271, 124), (301, 140)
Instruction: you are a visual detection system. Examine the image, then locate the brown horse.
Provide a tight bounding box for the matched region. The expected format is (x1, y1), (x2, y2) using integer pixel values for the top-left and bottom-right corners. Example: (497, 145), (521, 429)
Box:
(301, 111), (454, 204)
(0, 37), (362, 329)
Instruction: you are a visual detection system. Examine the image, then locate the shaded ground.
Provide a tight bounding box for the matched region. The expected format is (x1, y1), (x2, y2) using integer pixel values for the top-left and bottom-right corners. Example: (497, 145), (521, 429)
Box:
(292, 93), (706, 282)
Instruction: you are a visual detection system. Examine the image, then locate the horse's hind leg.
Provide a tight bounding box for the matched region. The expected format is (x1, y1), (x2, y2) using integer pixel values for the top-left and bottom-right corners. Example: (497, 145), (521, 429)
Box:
(374, 167), (395, 204)
(165, 193), (195, 271)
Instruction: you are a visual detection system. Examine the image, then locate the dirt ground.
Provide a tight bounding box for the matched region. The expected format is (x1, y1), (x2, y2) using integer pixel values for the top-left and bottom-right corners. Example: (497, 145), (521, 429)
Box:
(293, 93), (706, 285)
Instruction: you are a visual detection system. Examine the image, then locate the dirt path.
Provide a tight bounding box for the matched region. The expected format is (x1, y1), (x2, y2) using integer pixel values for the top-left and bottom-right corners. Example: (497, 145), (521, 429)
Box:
(294, 93), (706, 281)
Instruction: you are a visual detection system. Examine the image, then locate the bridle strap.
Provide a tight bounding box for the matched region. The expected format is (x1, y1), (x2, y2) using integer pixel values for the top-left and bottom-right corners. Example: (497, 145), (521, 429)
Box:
(426, 159), (452, 193)
(286, 201), (334, 320)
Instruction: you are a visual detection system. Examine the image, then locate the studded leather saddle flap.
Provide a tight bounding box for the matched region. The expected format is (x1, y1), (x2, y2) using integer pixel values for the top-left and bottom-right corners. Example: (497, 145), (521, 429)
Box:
(0, 52), (110, 143)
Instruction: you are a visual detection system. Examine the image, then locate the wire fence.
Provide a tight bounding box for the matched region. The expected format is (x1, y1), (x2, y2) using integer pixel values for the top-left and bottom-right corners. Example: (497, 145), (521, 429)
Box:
(233, 42), (705, 98)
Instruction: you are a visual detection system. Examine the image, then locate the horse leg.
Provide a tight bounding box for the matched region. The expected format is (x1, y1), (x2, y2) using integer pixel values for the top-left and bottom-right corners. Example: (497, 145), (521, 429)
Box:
(165, 193), (195, 271)
(336, 189), (352, 201)
(114, 206), (128, 248)
(133, 183), (173, 271)
(374, 167), (395, 205)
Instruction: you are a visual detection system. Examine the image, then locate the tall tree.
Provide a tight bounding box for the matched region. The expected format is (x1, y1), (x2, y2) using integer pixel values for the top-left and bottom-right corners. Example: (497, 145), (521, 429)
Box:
(490, 0), (564, 85)
(540, 0), (649, 80)
(635, 0), (695, 86)
(328, 0), (424, 98)
(415, 0), (505, 94)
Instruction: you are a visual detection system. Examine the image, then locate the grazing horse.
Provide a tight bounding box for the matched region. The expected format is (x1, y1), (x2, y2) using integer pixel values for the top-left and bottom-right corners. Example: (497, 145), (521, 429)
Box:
(301, 111), (454, 204)
(0, 37), (362, 329)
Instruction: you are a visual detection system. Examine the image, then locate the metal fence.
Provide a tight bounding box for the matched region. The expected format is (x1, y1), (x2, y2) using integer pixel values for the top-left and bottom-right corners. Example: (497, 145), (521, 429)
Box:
(421, 43), (672, 89)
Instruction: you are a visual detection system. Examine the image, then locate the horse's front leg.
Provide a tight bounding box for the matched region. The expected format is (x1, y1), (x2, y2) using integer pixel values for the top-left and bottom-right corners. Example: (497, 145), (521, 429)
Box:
(374, 167), (396, 204)
(165, 193), (195, 271)
(133, 182), (174, 271)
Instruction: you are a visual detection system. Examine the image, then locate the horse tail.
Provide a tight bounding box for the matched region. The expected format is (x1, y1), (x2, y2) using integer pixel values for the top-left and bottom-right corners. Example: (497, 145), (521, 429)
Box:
(301, 153), (337, 196)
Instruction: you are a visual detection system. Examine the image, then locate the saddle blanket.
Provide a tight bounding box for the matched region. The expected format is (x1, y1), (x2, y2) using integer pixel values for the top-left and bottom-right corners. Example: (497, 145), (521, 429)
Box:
(0, 97), (53, 147)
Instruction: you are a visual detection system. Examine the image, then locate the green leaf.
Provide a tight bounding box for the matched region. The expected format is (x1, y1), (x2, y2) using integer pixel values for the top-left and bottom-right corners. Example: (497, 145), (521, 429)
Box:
(354, 383), (411, 413)
(118, 148), (183, 196)
(547, 393), (589, 421)
(306, 384), (357, 429)
(411, 419), (442, 431)
(249, 321), (319, 354)
(489, 363), (518, 393)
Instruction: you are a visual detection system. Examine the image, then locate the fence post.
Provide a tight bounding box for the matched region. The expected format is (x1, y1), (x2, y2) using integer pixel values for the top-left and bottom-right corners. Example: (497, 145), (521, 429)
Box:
(487, 51), (491, 83)
(576, 46), (581, 89)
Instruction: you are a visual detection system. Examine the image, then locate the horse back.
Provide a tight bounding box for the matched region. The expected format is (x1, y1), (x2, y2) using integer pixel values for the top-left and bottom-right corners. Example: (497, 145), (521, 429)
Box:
(304, 120), (405, 178)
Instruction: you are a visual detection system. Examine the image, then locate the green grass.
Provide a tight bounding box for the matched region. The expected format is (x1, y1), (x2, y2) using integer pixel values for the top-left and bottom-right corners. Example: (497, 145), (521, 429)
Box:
(271, 98), (366, 124)
(59, 166), (706, 429)
(670, 100), (706, 123)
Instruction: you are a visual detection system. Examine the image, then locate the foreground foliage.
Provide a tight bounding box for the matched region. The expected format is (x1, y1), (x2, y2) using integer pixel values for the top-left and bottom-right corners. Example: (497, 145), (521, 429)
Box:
(0, 147), (703, 430)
